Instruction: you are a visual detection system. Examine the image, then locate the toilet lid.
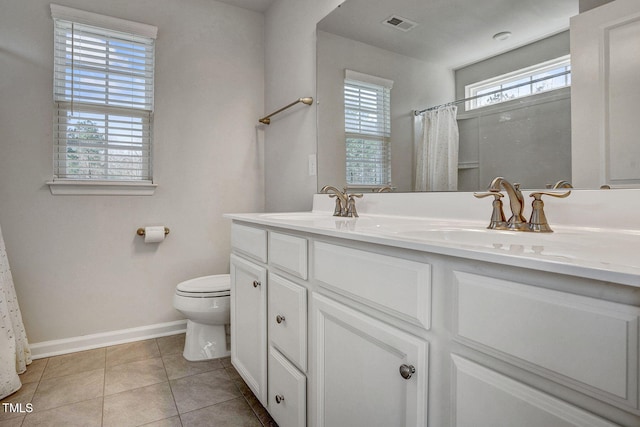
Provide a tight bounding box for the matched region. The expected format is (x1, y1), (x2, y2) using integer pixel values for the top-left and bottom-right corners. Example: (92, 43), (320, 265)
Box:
(176, 274), (230, 294)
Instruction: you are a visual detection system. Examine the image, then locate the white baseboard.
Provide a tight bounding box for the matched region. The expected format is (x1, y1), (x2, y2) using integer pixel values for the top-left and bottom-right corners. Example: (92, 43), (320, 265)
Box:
(29, 320), (187, 359)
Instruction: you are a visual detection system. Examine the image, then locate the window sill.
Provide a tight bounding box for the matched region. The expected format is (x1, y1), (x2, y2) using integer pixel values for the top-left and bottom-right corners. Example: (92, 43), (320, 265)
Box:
(47, 180), (157, 196)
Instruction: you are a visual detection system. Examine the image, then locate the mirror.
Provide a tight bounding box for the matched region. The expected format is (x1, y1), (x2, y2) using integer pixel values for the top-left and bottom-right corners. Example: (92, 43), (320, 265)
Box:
(316, 0), (578, 192)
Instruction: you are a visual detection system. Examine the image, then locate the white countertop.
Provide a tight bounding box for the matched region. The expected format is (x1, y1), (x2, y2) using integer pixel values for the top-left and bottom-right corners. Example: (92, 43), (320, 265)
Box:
(225, 210), (640, 287)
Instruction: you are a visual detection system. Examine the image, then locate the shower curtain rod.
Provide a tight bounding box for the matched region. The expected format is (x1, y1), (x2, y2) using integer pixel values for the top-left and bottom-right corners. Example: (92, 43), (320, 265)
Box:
(259, 97), (313, 125)
(414, 70), (570, 115)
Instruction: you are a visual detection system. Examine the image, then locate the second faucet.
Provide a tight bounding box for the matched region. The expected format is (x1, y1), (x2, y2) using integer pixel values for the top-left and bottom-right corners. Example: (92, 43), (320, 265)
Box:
(475, 177), (571, 232)
(321, 186), (363, 217)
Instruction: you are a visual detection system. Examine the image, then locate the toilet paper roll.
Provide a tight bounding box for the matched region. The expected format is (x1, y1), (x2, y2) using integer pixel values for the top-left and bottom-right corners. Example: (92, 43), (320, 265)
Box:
(144, 226), (166, 243)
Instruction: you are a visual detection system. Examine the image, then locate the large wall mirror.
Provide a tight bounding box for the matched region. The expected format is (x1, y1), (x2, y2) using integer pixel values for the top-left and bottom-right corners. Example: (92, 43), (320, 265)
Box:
(316, 0), (579, 192)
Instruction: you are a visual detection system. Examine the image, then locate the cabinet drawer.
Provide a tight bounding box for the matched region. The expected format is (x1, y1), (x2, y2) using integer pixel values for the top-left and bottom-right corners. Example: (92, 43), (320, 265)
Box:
(313, 241), (432, 329)
(268, 273), (307, 371)
(454, 271), (640, 407)
(269, 232), (308, 279)
(268, 346), (306, 427)
(231, 223), (267, 263)
(452, 355), (618, 427)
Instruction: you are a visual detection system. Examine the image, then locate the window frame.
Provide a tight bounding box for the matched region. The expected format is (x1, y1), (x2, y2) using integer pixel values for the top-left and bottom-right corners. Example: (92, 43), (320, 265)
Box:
(464, 55), (571, 111)
(344, 70), (393, 189)
(48, 4), (158, 195)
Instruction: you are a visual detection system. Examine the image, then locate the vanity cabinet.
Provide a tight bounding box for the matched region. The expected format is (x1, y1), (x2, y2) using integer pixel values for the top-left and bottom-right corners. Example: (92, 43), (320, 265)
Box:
(230, 223), (309, 426)
(229, 219), (640, 426)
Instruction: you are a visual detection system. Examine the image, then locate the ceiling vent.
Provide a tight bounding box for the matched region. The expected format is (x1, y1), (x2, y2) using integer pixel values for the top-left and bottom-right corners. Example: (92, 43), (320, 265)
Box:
(382, 15), (418, 32)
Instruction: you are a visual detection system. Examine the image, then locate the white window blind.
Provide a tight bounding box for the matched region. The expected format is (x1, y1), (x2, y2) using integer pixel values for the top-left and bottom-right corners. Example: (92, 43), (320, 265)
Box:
(344, 71), (392, 187)
(52, 6), (156, 182)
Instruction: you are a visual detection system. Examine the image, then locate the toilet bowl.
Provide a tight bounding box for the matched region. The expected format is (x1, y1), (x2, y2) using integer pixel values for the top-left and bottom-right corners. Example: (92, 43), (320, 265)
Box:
(173, 274), (231, 361)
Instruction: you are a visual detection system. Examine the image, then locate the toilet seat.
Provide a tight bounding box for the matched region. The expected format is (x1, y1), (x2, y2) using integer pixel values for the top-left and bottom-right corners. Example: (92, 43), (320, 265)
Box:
(175, 274), (230, 298)
(175, 289), (230, 298)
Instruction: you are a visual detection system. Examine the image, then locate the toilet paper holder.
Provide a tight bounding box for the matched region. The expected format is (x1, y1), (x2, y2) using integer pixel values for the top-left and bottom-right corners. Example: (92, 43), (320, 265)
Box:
(136, 227), (170, 237)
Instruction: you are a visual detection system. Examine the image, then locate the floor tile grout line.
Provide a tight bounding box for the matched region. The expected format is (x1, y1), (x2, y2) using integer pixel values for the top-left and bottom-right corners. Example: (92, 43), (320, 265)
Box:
(16, 395), (105, 424)
(21, 356), (49, 424)
(157, 338), (182, 425)
(39, 349), (106, 382)
(176, 394), (246, 420)
(224, 365), (273, 427)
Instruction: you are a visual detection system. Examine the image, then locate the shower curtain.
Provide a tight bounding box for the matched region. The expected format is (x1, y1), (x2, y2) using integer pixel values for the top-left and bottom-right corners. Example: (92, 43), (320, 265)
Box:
(0, 223), (31, 400)
(414, 105), (459, 191)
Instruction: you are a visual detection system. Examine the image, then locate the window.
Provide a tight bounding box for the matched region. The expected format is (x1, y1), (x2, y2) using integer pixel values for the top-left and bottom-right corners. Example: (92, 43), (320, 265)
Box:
(50, 5), (157, 188)
(344, 70), (393, 187)
(465, 55), (571, 111)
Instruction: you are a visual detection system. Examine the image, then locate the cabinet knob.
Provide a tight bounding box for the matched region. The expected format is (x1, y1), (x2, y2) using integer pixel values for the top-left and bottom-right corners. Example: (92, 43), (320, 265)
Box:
(276, 314), (286, 324)
(399, 364), (415, 380)
(252, 280), (261, 288)
(275, 394), (285, 404)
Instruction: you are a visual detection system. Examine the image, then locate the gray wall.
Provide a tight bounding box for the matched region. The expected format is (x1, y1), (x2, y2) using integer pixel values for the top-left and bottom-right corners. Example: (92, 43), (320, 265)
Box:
(263, 0), (343, 212)
(0, 0), (265, 343)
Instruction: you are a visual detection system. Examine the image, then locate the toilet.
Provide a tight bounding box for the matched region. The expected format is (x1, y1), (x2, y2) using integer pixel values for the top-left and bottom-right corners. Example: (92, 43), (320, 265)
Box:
(173, 274), (231, 361)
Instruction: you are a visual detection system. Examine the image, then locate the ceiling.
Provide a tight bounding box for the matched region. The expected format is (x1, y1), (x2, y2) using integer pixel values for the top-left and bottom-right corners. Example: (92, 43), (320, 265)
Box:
(318, 0), (578, 69)
(217, 0), (274, 12)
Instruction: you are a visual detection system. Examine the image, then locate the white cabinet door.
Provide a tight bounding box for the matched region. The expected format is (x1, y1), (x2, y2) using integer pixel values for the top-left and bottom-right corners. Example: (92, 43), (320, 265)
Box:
(311, 294), (429, 427)
(452, 355), (619, 427)
(230, 254), (268, 405)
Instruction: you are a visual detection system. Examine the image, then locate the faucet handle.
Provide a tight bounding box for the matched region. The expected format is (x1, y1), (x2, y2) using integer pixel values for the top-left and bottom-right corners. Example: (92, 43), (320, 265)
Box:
(345, 193), (363, 217)
(474, 191), (507, 229)
(529, 190), (571, 199)
(550, 180), (573, 189)
(474, 191), (502, 198)
(528, 190), (571, 232)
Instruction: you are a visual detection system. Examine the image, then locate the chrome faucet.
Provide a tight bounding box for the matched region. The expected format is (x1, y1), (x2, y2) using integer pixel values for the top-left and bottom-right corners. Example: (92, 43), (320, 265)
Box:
(321, 185), (362, 217)
(488, 177), (528, 231)
(475, 177), (571, 232)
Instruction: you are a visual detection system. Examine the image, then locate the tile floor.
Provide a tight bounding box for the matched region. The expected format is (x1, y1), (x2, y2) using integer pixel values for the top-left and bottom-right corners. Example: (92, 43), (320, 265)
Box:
(0, 334), (278, 427)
